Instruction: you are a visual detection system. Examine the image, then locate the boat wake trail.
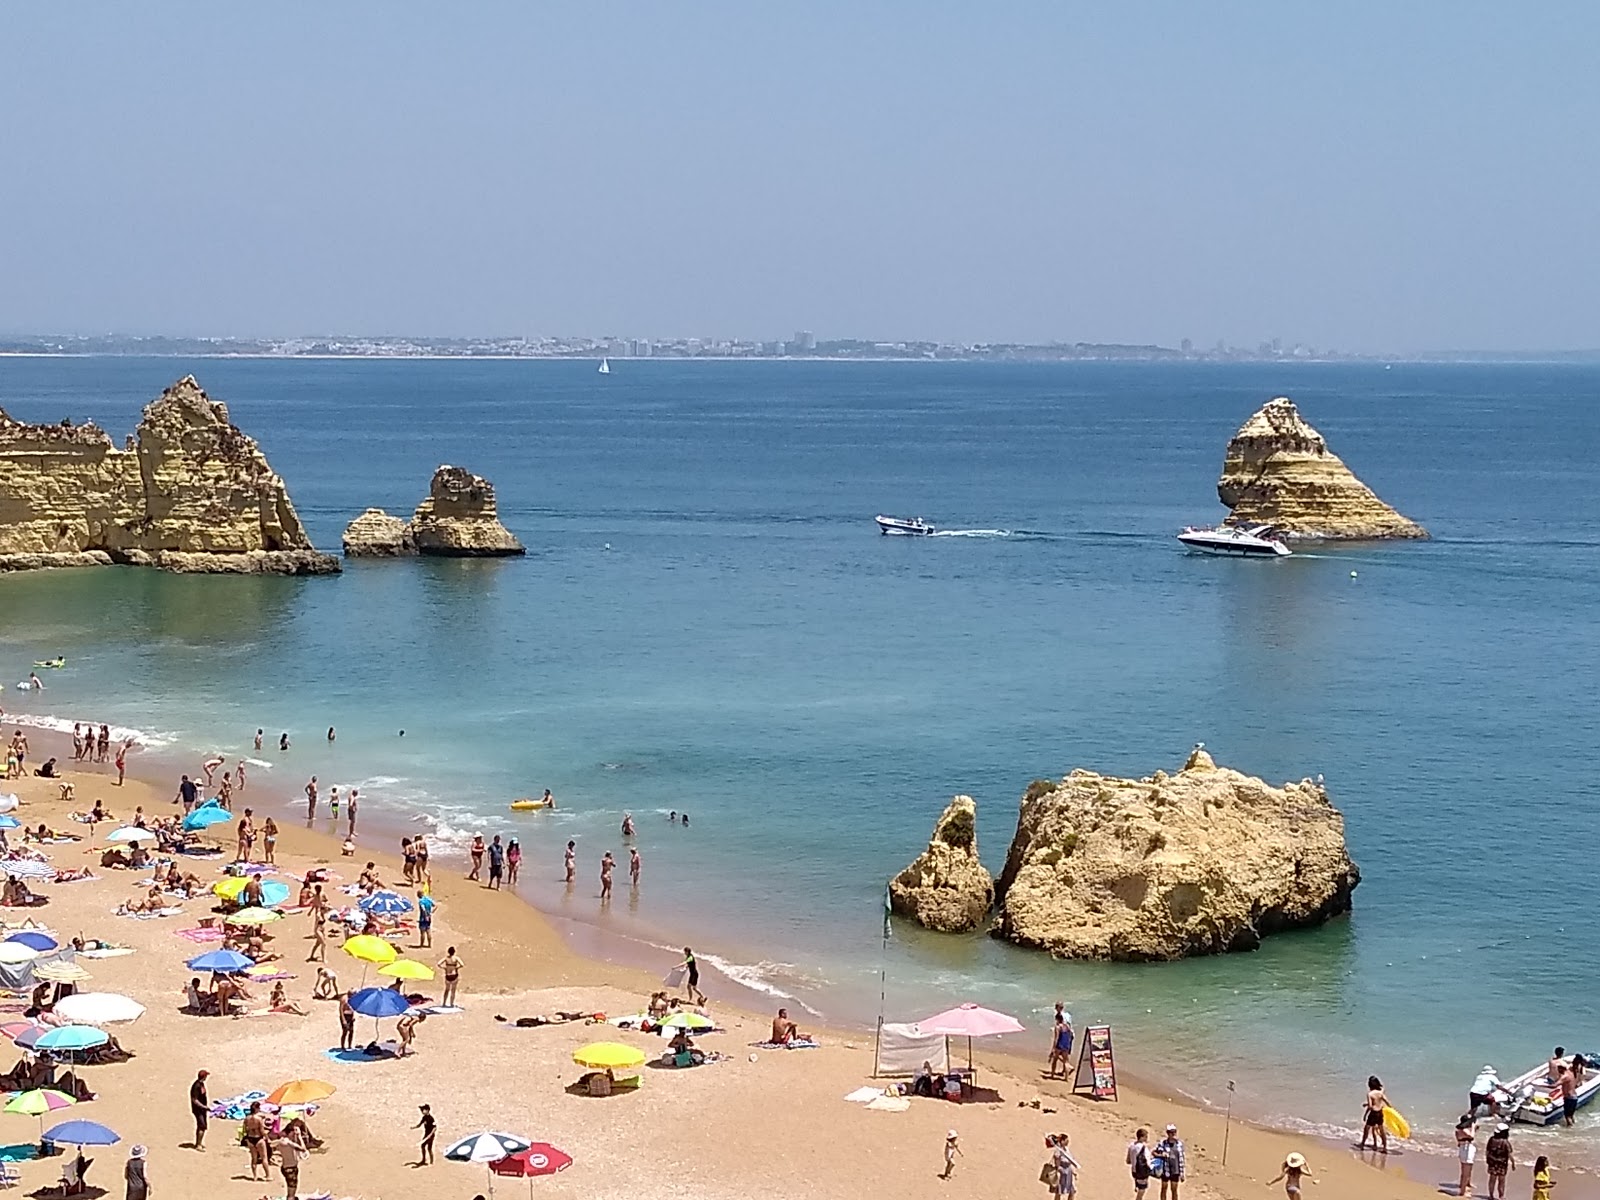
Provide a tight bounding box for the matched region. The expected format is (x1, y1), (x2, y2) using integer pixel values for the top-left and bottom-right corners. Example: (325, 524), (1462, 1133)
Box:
(929, 528), (1013, 538)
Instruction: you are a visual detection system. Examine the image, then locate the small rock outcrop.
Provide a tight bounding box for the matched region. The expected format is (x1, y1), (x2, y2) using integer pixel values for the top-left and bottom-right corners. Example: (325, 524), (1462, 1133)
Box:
(889, 796), (995, 933)
(342, 467), (524, 558)
(0, 376), (339, 575)
(993, 749), (1360, 961)
(342, 508), (414, 557)
(1217, 397), (1427, 539)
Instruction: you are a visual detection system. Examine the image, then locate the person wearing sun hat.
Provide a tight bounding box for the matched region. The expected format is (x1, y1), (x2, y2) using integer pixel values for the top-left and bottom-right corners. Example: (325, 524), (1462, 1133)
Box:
(124, 1144), (149, 1200)
(941, 1129), (963, 1179)
(1154, 1124), (1185, 1199)
(1266, 1151), (1314, 1197)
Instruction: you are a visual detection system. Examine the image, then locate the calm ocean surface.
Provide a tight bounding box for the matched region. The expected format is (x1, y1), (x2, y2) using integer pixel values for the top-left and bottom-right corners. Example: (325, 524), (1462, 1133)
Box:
(2, 357), (1597, 1151)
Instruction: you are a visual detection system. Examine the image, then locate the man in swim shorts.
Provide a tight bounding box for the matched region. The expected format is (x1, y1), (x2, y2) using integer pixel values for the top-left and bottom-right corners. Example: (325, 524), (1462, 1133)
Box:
(1360, 1076), (1389, 1153)
(681, 947), (705, 1005)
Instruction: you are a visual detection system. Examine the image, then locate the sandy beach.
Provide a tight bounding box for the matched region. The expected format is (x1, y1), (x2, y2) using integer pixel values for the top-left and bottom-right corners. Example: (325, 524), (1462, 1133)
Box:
(0, 728), (1572, 1200)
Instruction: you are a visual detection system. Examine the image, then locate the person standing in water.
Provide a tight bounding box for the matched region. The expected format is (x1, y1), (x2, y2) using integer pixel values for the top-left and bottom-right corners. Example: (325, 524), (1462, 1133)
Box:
(304, 776), (318, 820)
(254, 729), (263, 753)
(564, 840), (576, 885)
(621, 813), (634, 837)
(346, 788), (359, 837)
(329, 787), (339, 821)
(486, 835), (504, 890)
(600, 851), (615, 900)
(279, 732), (290, 751)
(467, 835), (484, 881)
(1359, 1076), (1390, 1153)
(629, 846), (641, 887)
(505, 838), (521, 884)
(327, 727), (336, 742)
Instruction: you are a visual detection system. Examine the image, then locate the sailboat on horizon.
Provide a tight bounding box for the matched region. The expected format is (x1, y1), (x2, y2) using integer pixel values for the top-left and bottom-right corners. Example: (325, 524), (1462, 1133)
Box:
(597, 357), (611, 375)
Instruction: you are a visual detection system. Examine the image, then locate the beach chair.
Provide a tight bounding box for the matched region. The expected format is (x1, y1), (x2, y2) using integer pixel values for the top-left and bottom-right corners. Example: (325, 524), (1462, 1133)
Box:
(0, 1160), (20, 1188)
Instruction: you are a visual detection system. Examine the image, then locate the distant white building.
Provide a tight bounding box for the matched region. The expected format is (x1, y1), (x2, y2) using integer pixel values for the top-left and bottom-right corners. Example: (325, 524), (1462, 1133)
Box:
(793, 330), (816, 352)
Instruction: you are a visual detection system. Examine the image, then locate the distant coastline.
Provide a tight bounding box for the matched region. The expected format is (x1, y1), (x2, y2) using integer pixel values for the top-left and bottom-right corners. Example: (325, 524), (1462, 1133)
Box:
(3, 335), (1598, 365)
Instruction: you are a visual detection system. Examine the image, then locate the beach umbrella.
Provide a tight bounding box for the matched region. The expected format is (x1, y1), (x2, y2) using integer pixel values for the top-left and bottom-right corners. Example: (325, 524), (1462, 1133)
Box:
(0, 942), (39, 965)
(33, 961), (92, 984)
(212, 876), (251, 900)
(491, 1142), (574, 1197)
(11, 1027), (47, 1050)
(0, 815), (21, 829)
(5, 930), (57, 952)
(348, 986), (411, 1019)
(658, 1011), (713, 1031)
(186, 948), (254, 973)
(54, 993), (144, 1025)
(377, 959), (433, 982)
(223, 907), (282, 926)
(42, 1119), (119, 1147)
(341, 935), (397, 964)
(35, 1026), (109, 1053)
(0, 1021), (40, 1039)
(265, 1079), (336, 1107)
(911, 1002), (1026, 1080)
(182, 806), (232, 832)
(0, 794), (18, 812)
(447, 1131), (533, 1196)
(1, 859), (56, 881)
(571, 1042), (646, 1071)
(5, 1088), (77, 1144)
(103, 827), (152, 844)
(358, 890), (413, 916)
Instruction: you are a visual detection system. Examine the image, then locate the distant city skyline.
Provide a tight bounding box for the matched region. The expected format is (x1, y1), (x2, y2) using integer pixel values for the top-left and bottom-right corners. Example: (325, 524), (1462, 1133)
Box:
(2, 3), (1596, 351)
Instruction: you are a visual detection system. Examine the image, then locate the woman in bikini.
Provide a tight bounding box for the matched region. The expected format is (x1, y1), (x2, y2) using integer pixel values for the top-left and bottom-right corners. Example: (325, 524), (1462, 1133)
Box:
(1267, 1153), (1314, 1197)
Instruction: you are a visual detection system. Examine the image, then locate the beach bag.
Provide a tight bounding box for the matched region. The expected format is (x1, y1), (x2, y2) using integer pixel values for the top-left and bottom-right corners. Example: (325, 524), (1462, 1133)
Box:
(663, 966), (685, 988)
(1132, 1145), (1152, 1181)
(1039, 1159), (1058, 1189)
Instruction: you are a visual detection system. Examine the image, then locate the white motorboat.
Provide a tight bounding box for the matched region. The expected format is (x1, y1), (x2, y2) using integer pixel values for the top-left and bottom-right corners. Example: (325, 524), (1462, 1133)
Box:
(1476, 1051), (1600, 1126)
(876, 515), (935, 536)
(1177, 523), (1291, 557)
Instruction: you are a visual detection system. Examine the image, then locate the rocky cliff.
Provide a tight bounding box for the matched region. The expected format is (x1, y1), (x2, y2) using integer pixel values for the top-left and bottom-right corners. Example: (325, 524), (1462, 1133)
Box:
(0, 376), (339, 574)
(993, 748), (1360, 961)
(343, 466), (524, 558)
(1217, 397), (1427, 539)
(888, 795), (995, 933)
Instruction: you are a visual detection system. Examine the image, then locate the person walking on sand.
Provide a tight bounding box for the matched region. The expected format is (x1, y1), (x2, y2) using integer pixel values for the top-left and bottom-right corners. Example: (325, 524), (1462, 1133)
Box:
(347, 788), (359, 837)
(416, 889), (434, 948)
(1484, 1124), (1514, 1200)
(275, 1124), (306, 1200)
(124, 1144), (149, 1200)
(629, 845), (641, 887)
(415, 1104), (437, 1165)
(600, 851), (615, 899)
(487, 835), (504, 890)
(305, 776), (318, 820)
(941, 1130), (962, 1179)
(681, 947), (705, 1005)
(189, 1069), (209, 1150)
(1155, 1125), (1185, 1200)
(307, 918), (328, 963)
(262, 816), (278, 865)
(1359, 1076), (1389, 1154)
(242, 1102), (270, 1180)
(1454, 1113), (1476, 1198)
(338, 992), (356, 1051)
(176, 773), (198, 814)
(505, 838), (521, 885)
(1266, 1152), (1314, 1197)
(235, 759), (246, 791)
(467, 835), (484, 881)
(1048, 1003), (1073, 1078)
(1128, 1127), (1153, 1197)
(1052, 1132), (1081, 1197)
(114, 740), (128, 786)
(1532, 1155), (1554, 1200)
(439, 947), (463, 1007)
(564, 840), (576, 885)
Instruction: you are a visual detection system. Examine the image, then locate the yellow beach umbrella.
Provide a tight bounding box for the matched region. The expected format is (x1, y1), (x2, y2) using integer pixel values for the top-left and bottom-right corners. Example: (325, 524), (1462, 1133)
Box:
(224, 907), (282, 926)
(265, 1079), (336, 1107)
(340, 935), (397, 965)
(377, 959), (433, 981)
(572, 1042), (646, 1071)
(212, 876), (251, 900)
(33, 961), (91, 984)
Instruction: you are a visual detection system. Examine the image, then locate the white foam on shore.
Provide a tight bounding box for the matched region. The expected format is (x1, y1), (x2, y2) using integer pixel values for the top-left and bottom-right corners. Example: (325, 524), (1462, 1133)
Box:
(3, 712), (178, 749)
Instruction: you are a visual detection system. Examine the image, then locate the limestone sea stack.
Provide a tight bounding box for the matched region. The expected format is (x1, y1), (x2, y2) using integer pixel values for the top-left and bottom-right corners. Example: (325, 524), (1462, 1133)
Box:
(342, 466), (524, 557)
(1217, 396), (1427, 539)
(888, 795), (995, 933)
(0, 376), (339, 574)
(993, 748), (1360, 961)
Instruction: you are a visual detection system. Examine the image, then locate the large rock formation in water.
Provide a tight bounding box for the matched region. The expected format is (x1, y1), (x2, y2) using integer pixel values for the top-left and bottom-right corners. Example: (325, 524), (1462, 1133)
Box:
(889, 795), (995, 933)
(0, 376), (339, 574)
(993, 748), (1360, 961)
(342, 466), (524, 557)
(1217, 397), (1427, 539)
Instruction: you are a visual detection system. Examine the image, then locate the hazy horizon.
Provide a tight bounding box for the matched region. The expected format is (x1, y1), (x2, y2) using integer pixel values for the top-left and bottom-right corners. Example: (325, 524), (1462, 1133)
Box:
(3, 2), (1595, 352)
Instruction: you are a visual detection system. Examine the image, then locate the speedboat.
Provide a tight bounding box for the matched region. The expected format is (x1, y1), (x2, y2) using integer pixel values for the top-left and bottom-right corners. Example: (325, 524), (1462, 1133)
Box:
(1177, 523), (1291, 557)
(876, 515), (935, 536)
(1476, 1051), (1600, 1126)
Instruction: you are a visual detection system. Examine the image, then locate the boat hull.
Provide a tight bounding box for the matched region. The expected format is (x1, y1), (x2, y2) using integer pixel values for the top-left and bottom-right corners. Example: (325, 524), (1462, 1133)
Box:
(876, 516), (934, 536)
(1176, 533), (1290, 557)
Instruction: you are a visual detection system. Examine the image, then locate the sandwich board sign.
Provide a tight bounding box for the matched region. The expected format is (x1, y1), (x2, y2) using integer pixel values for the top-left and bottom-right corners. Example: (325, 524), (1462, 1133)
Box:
(1072, 1024), (1118, 1101)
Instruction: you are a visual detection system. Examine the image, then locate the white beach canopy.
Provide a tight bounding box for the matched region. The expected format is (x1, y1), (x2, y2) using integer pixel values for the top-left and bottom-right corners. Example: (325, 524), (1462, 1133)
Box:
(54, 993), (145, 1025)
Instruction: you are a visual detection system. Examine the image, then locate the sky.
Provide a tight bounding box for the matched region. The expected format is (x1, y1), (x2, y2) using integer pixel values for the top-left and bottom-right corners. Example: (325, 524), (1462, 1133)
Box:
(1, 2), (1595, 351)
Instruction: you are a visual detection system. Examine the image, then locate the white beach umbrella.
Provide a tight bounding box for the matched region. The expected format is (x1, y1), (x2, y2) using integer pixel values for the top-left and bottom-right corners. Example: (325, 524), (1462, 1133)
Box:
(0, 942), (38, 965)
(54, 993), (144, 1025)
(103, 827), (152, 844)
(0, 795), (19, 813)
(0, 859), (55, 881)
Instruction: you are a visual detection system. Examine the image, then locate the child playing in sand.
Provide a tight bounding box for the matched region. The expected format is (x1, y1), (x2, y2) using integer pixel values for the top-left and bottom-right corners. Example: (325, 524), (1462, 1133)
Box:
(942, 1130), (962, 1179)
(1266, 1152), (1315, 1196)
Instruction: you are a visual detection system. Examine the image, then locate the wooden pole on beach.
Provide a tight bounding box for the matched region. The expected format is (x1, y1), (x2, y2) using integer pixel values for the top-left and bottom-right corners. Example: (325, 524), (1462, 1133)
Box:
(1222, 1080), (1235, 1165)
(872, 888), (891, 1078)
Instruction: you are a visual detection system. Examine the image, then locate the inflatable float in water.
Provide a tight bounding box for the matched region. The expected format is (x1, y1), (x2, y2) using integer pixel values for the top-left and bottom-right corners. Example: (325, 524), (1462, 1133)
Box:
(510, 798), (552, 812)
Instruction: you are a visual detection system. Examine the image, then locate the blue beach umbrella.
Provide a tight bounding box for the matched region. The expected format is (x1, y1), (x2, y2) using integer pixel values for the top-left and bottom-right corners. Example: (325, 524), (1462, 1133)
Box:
(348, 987), (411, 1019)
(255, 880), (291, 908)
(183, 806), (232, 832)
(5, 931), (57, 952)
(358, 890), (413, 916)
(0, 815), (21, 829)
(35, 1026), (109, 1053)
(186, 948), (255, 973)
(43, 1119), (120, 1147)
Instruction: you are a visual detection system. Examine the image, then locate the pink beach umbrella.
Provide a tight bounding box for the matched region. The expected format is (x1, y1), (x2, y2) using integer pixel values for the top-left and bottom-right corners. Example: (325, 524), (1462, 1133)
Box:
(911, 1002), (1026, 1081)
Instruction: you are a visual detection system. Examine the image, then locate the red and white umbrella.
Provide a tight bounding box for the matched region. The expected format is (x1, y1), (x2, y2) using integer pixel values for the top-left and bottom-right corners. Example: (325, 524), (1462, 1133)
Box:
(492, 1142), (574, 1194)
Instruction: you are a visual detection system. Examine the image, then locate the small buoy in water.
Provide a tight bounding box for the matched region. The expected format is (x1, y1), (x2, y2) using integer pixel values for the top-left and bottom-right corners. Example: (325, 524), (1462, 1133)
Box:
(1350, 570), (1358, 578)
(604, 543), (612, 551)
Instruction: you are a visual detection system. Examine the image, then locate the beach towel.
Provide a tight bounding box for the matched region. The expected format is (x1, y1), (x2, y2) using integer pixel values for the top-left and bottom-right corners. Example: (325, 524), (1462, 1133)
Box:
(866, 1095), (910, 1113)
(844, 1086), (884, 1103)
(324, 1043), (398, 1063)
(115, 906), (182, 919)
(750, 1040), (820, 1050)
(413, 1004), (462, 1016)
(174, 927), (225, 944)
(77, 948), (134, 958)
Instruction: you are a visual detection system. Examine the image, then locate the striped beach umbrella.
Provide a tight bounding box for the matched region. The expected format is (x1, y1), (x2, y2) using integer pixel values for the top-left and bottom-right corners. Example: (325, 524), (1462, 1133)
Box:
(2, 859), (56, 881)
(358, 890), (413, 916)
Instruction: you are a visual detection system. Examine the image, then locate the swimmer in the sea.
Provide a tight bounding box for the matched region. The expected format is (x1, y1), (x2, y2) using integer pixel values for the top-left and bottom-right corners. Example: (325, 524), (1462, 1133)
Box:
(279, 732), (290, 751)
(26, 673), (42, 691)
(327, 726), (336, 742)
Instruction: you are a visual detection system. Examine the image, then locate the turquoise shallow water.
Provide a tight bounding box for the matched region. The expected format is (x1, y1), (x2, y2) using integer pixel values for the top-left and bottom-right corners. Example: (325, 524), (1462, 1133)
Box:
(1, 357), (1597, 1155)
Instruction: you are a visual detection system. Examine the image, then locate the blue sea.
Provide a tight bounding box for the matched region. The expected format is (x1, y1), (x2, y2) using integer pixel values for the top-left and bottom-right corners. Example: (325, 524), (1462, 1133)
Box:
(1, 357), (1596, 1157)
